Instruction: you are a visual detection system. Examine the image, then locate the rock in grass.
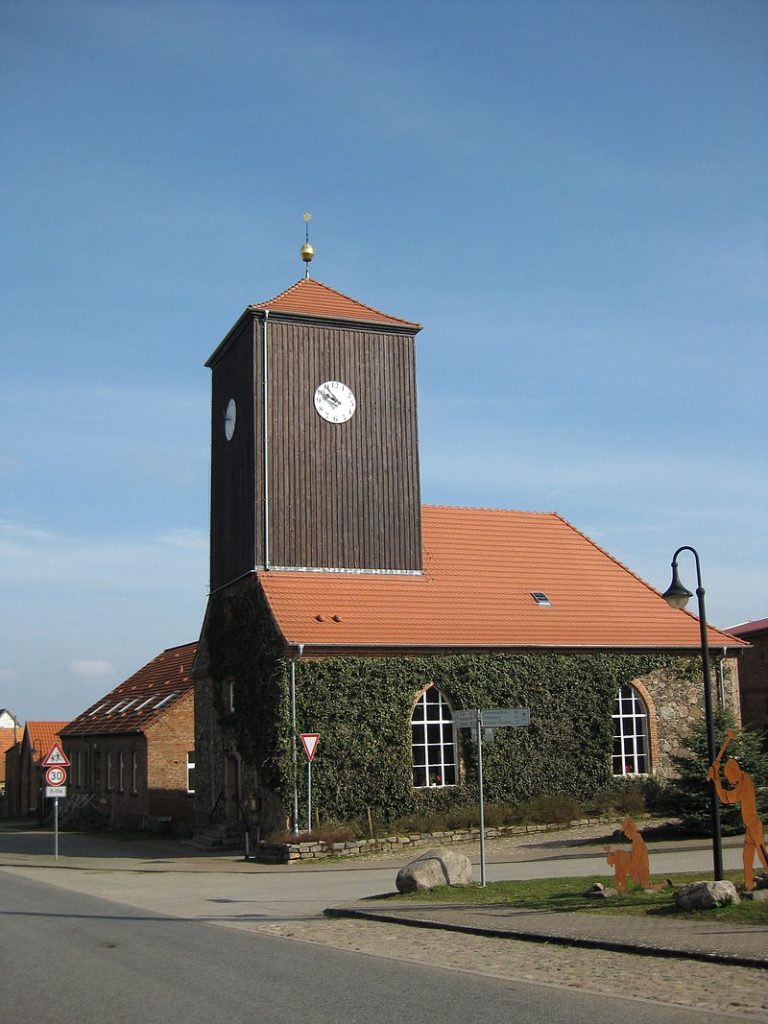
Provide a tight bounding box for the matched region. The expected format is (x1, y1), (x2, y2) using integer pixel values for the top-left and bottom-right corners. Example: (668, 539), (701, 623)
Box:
(396, 847), (472, 893)
(584, 882), (618, 899)
(674, 880), (740, 910)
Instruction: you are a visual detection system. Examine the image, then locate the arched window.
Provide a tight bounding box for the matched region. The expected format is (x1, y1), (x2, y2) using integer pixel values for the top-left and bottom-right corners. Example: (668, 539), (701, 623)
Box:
(612, 684), (650, 775)
(411, 687), (457, 788)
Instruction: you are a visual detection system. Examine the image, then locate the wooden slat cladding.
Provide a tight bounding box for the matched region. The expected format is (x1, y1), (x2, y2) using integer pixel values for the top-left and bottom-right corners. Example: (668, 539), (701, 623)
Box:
(208, 318), (260, 591)
(267, 318), (422, 572)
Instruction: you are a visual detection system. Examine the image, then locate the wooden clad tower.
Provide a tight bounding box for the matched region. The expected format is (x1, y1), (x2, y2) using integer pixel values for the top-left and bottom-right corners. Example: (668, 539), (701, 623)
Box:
(206, 277), (423, 591)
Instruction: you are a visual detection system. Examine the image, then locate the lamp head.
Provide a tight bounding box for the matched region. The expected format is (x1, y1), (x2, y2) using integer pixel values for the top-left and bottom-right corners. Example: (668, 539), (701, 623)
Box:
(662, 560), (693, 610)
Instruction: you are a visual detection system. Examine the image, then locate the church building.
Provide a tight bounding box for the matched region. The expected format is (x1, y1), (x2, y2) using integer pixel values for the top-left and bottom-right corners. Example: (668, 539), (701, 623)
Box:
(193, 254), (742, 837)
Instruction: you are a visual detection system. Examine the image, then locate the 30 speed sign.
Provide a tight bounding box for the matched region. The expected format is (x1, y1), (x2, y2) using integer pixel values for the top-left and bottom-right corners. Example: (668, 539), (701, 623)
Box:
(46, 766), (67, 786)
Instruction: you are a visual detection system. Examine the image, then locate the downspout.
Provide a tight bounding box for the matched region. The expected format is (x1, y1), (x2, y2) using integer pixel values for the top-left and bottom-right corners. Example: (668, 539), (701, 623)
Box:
(290, 643), (304, 834)
(262, 310), (270, 570)
(718, 647), (728, 708)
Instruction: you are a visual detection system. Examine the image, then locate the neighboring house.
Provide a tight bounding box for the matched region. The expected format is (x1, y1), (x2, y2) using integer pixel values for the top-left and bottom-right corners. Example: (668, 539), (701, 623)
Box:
(192, 273), (746, 838)
(0, 712), (23, 815)
(5, 721), (69, 820)
(726, 618), (768, 746)
(61, 643), (196, 831)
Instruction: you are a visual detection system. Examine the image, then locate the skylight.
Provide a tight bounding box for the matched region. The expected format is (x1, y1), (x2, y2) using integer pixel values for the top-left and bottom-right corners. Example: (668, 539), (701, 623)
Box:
(531, 592), (552, 607)
(154, 691), (179, 710)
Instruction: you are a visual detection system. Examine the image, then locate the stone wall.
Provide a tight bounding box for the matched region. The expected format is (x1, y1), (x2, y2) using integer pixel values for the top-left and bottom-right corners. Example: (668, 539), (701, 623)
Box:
(637, 657), (740, 777)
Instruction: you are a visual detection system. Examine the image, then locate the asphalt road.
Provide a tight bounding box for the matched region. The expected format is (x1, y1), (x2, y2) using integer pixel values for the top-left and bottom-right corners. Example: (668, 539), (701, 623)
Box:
(1, 869), (745, 1024)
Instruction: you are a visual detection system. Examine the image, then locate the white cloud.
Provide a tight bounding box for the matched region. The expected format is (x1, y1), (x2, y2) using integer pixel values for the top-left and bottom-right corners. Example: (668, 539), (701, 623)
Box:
(68, 660), (114, 679)
(0, 668), (17, 680)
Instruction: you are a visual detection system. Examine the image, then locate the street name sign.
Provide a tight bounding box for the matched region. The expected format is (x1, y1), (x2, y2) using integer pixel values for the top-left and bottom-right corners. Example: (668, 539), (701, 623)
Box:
(454, 708), (530, 729)
(46, 786), (67, 798)
(42, 742), (70, 768)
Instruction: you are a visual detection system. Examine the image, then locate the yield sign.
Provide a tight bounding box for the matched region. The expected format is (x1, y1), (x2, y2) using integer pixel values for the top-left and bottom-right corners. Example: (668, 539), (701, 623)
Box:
(42, 742), (70, 768)
(300, 733), (320, 762)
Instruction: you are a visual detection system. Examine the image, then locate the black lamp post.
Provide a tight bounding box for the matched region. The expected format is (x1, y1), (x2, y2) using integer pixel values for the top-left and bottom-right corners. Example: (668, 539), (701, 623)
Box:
(662, 545), (724, 880)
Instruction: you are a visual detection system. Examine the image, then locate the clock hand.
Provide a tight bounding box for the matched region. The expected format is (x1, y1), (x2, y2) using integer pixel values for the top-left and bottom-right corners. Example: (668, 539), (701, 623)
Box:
(323, 388), (340, 406)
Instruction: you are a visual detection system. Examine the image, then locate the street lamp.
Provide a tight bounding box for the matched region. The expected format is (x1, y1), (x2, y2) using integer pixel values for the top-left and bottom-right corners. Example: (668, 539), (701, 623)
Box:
(662, 545), (724, 880)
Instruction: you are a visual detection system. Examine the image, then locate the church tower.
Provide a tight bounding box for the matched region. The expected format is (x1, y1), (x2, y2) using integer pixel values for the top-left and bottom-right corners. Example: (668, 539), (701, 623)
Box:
(206, 268), (423, 591)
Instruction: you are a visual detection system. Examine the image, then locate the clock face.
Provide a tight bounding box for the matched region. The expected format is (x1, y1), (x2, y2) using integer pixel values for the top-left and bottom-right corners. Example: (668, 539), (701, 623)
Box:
(224, 398), (237, 440)
(314, 380), (356, 424)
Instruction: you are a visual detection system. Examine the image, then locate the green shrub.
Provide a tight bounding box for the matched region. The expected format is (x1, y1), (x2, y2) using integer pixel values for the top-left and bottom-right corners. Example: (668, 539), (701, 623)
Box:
(519, 792), (583, 824)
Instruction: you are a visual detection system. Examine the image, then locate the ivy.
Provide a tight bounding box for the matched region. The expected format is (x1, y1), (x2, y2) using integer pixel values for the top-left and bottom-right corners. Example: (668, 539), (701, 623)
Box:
(205, 583), (686, 826)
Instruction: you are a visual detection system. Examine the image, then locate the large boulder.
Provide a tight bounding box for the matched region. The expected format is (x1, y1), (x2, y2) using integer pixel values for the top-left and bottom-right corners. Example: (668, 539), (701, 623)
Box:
(396, 847), (473, 893)
(674, 880), (740, 910)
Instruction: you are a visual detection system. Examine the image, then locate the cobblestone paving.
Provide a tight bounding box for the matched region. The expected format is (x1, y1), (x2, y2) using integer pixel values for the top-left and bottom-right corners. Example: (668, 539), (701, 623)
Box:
(252, 917), (768, 1020)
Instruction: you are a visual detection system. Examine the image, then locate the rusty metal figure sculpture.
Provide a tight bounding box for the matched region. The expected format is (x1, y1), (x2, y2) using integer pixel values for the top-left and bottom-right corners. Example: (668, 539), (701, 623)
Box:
(708, 728), (768, 891)
(604, 816), (659, 894)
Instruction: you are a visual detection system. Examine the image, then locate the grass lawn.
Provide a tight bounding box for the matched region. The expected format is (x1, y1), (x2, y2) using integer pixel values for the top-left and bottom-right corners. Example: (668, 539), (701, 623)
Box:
(389, 872), (768, 925)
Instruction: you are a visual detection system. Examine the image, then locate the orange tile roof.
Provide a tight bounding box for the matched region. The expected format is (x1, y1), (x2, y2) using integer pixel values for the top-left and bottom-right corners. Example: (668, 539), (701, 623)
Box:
(258, 505), (743, 654)
(62, 642), (197, 737)
(25, 722), (69, 764)
(251, 278), (421, 329)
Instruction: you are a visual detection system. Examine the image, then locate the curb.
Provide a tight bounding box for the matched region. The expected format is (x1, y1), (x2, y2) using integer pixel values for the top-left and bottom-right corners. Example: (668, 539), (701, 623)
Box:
(323, 906), (768, 971)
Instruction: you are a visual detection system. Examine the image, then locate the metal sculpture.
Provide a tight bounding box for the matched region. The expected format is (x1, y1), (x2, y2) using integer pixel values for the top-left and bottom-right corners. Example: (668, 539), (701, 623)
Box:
(708, 729), (768, 891)
(604, 816), (659, 893)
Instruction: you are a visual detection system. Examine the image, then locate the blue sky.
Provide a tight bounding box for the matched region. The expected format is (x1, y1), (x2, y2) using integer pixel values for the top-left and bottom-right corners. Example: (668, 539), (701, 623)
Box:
(1, 0), (766, 721)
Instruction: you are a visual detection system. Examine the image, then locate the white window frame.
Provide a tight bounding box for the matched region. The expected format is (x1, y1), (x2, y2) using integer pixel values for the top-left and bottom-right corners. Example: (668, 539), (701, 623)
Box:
(186, 751), (196, 794)
(612, 684), (650, 776)
(131, 751), (138, 795)
(117, 750), (124, 792)
(411, 686), (457, 789)
(106, 751), (113, 791)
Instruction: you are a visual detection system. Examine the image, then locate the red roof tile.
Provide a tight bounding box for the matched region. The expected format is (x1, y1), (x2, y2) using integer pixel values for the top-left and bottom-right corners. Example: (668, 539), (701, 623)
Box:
(25, 722), (69, 764)
(726, 618), (768, 637)
(61, 642), (197, 737)
(259, 505), (742, 654)
(251, 278), (421, 329)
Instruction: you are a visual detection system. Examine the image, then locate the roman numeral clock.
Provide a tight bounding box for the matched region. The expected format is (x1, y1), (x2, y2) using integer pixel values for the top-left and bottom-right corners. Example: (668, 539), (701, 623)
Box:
(206, 271), (423, 591)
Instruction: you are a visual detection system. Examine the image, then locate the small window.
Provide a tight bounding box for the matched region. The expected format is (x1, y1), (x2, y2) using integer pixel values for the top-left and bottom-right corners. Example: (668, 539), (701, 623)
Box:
(612, 685), (650, 776)
(131, 751), (138, 794)
(187, 751), (196, 794)
(154, 691), (179, 711)
(226, 680), (235, 714)
(106, 752), (113, 791)
(411, 687), (457, 789)
(531, 592), (551, 607)
(117, 751), (124, 792)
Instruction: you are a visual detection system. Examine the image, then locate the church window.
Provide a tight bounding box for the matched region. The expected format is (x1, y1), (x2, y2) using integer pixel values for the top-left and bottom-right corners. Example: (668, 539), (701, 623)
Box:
(612, 685), (650, 775)
(411, 687), (457, 788)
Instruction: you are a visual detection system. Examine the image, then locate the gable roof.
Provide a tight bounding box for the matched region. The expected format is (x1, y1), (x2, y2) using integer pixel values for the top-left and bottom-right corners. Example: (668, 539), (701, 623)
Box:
(250, 278), (421, 329)
(61, 642), (197, 738)
(23, 722), (69, 764)
(258, 505), (743, 655)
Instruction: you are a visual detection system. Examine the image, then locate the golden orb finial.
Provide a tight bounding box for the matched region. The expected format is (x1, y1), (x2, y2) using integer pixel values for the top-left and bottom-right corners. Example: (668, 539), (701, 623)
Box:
(300, 211), (314, 277)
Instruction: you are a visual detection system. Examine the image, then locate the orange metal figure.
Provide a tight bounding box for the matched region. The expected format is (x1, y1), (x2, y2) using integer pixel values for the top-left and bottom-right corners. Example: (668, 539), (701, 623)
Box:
(604, 816), (655, 894)
(708, 728), (768, 891)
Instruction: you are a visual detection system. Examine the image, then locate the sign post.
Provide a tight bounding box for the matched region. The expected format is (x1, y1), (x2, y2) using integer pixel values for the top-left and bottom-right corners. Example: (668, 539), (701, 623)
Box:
(300, 733), (320, 833)
(454, 708), (530, 886)
(42, 744), (70, 860)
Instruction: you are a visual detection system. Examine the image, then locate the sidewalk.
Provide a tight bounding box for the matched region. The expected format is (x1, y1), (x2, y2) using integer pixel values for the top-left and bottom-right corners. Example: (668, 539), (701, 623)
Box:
(326, 895), (768, 970)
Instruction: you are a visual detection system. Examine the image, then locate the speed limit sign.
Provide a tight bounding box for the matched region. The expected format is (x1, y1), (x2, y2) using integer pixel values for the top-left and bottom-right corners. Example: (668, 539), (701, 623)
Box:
(46, 765), (67, 786)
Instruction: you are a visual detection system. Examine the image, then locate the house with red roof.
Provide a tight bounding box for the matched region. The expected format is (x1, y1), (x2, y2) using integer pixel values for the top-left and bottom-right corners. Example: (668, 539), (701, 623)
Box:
(4, 720), (69, 820)
(0, 711), (23, 816)
(61, 643), (196, 830)
(192, 270), (746, 838)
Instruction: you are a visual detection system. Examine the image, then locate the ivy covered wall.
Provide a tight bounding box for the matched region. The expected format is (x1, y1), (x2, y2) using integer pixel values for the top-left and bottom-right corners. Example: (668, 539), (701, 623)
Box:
(201, 582), (699, 831)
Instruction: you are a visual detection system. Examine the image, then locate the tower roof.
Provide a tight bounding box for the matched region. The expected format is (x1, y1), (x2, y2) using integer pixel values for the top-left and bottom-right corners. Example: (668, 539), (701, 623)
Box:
(251, 278), (421, 329)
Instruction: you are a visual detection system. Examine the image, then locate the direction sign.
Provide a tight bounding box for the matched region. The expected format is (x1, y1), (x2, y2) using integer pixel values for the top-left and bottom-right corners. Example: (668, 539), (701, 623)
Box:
(42, 742), (70, 768)
(46, 786), (67, 798)
(46, 766), (67, 786)
(481, 708), (531, 728)
(453, 710), (477, 729)
(300, 733), (320, 762)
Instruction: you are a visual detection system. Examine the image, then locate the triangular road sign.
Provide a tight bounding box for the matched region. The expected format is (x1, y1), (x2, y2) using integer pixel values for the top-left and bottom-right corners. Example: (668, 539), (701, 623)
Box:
(300, 733), (320, 762)
(42, 742), (70, 767)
